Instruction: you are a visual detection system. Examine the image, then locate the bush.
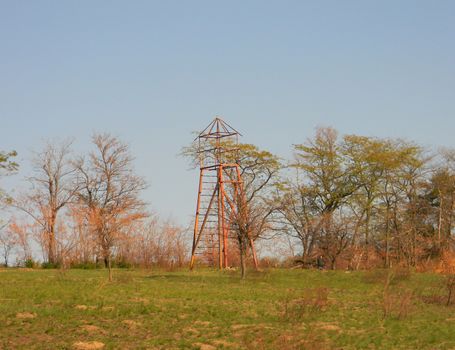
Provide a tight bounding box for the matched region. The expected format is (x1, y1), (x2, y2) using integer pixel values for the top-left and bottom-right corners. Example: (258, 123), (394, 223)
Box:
(114, 260), (132, 269)
(282, 287), (329, 321)
(382, 276), (414, 319)
(70, 262), (100, 269)
(421, 274), (455, 306)
(259, 256), (280, 268)
(24, 259), (37, 268)
(41, 262), (61, 269)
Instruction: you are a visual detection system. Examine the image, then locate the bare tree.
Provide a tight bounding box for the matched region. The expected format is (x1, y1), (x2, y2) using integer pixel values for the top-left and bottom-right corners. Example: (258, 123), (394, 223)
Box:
(8, 218), (32, 264)
(75, 133), (147, 281)
(0, 221), (15, 266)
(14, 140), (77, 264)
(277, 184), (320, 266)
(117, 218), (190, 268)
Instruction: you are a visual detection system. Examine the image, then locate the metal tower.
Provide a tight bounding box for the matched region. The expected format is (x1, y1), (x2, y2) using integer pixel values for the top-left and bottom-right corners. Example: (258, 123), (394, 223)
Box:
(189, 117), (258, 269)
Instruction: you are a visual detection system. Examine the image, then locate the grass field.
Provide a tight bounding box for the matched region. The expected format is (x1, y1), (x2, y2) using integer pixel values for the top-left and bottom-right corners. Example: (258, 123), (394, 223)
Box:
(1, 267), (455, 349)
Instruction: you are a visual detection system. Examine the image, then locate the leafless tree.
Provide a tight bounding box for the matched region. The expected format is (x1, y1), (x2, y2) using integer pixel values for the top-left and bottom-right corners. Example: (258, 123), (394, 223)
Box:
(8, 218), (32, 264)
(75, 133), (147, 281)
(14, 140), (77, 264)
(0, 221), (15, 266)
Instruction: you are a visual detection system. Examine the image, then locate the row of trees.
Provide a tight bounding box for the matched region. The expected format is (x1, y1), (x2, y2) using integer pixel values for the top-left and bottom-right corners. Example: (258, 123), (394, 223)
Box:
(1, 135), (166, 280)
(2, 127), (455, 275)
(243, 127), (455, 270)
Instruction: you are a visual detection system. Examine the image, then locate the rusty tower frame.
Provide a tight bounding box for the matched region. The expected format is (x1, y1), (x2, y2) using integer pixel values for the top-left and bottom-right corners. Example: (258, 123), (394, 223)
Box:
(189, 117), (258, 269)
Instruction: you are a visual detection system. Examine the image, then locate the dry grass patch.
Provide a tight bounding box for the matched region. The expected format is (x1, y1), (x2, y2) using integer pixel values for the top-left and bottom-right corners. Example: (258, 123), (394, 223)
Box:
(213, 339), (239, 348)
(122, 319), (141, 328)
(183, 327), (200, 336)
(74, 305), (96, 310)
(16, 312), (37, 319)
(314, 322), (341, 332)
(193, 343), (216, 350)
(101, 306), (114, 311)
(72, 341), (105, 350)
(79, 325), (103, 333)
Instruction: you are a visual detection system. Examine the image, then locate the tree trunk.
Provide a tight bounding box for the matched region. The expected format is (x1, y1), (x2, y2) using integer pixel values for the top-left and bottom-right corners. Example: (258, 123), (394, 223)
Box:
(48, 231), (56, 264)
(107, 255), (112, 282)
(239, 238), (247, 279)
(301, 238), (307, 267)
(438, 190), (443, 250)
(239, 250), (246, 279)
(48, 213), (57, 264)
(385, 204), (390, 268)
(364, 205), (371, 264)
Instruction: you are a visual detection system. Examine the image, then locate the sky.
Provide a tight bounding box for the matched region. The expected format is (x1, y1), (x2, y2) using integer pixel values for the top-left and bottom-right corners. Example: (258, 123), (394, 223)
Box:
(1, 0), (454, 226)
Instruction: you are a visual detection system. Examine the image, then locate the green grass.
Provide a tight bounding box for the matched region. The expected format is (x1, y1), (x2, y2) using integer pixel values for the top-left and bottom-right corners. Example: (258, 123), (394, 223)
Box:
(0, 267), (454, 349)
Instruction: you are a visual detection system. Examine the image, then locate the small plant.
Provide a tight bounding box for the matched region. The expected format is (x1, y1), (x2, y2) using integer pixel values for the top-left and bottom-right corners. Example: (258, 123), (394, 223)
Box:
(420, 274), (455, 307)
(382, 269), (414, 319)
(41, 261), (61, 269)
(114, 259), (132, 269)
(70, 262), (100, 269)
(445, 274), (455, 306)
(24, 259), (36, 268)
(282, 288), (329, 321)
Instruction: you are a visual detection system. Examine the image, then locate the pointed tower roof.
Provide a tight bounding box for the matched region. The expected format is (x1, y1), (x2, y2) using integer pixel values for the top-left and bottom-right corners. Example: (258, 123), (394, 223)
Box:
(196, 117), (242, 140)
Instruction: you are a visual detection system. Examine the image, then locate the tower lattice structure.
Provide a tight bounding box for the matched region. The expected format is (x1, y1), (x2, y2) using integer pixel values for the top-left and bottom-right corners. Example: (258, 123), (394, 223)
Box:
(190, 117), (258, 269)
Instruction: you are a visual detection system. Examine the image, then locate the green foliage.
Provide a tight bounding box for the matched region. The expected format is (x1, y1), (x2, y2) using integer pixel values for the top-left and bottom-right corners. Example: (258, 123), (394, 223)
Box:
(41, 262), (61, 269)
(0, 150), (18, 201)
(0, 150), (18, 173)
(113, 259), (132, 269)
(24, 259), (37, 268)
(70, 261), (101, 269)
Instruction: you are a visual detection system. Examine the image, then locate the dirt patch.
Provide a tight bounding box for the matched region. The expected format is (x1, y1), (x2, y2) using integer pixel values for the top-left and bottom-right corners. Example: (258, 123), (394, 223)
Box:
(16, 312), (37, 319)
(122, 320), (140, 328)
(213, 340), (238, 348)
(231, 324), (250, 330)
(183, 327), (200, 336)
(72, 341), (105, 350)
(194, 320), (211, 327)
(315, 322), (341, 331)
(101, 306), (114, 311)
(193, 343), (216, 350)
(75, 305), (96, 310)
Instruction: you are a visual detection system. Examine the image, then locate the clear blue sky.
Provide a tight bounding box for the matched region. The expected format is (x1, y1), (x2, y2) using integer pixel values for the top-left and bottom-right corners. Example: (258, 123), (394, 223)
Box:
(1, 1), (454, 225)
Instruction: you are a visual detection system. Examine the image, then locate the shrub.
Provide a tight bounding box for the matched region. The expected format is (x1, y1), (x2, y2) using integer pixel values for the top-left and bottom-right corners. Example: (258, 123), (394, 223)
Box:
(70, 262), (100, 269)
(114, 260), (132, 269)
(282, 288), (329, 321)
(423, 274), (455, 306)
(41, 262), (61, 269)
(259, 256), (280, 268)
(382, 269), (414, 319)
(446, 275), (455, 305)
(24, 259), (37, 268)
